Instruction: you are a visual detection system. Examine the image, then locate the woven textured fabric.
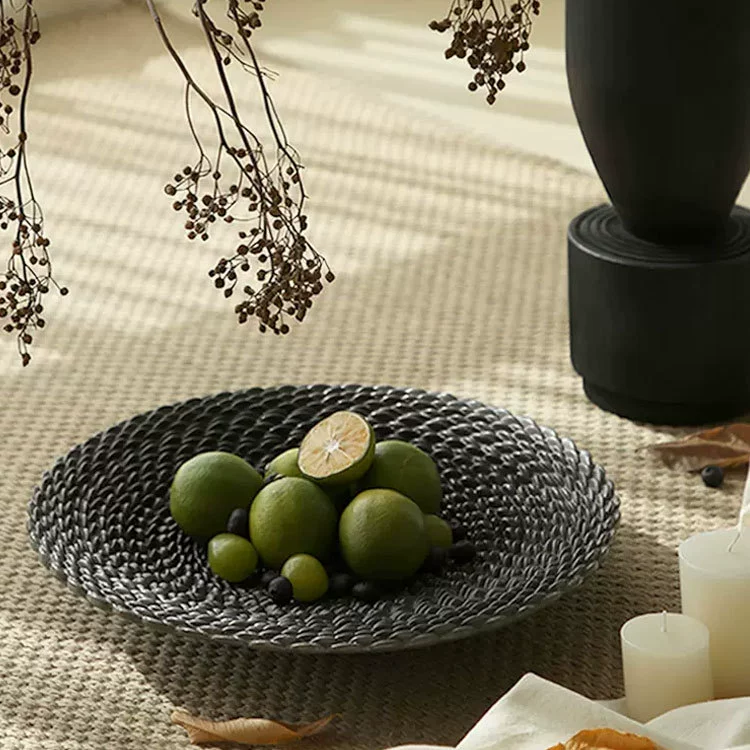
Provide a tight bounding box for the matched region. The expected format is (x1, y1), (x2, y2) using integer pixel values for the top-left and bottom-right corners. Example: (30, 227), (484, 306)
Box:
(0, 5), (740, 750)
(28, 385), (619, 653)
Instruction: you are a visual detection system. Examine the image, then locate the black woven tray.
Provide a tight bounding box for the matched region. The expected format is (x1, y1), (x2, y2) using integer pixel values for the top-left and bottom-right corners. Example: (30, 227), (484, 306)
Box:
(27, 384), (619, 653)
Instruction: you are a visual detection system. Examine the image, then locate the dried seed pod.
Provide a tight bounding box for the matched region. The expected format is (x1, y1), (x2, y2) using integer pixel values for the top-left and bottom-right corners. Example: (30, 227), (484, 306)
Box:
(430, 0), (538, 102)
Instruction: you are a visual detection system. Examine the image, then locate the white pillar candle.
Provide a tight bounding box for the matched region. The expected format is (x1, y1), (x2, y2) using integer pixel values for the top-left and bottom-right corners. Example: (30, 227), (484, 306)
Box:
(680, 527), (750, 698)
(621, 612), (713, 722)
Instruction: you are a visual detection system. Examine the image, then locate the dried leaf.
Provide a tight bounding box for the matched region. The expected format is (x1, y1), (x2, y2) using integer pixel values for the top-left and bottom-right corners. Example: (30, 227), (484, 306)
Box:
(649, 423), (750, 471)
(171, 710), (338, 746)
(549, 728), (659, 750)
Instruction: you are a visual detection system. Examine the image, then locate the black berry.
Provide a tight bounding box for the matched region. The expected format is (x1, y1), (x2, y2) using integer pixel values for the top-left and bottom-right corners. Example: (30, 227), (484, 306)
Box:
(226, 507), (250, 538)
(701, 465), (724, 488)
(262, 569), (278, 587)
(328, 572), (355, 597)
(421, 546), (448, 574)
(449, 541), (476, 564)
(451, 523), (467, 542)
(268, 575), (293, 605)
(352, 581), (380, 602)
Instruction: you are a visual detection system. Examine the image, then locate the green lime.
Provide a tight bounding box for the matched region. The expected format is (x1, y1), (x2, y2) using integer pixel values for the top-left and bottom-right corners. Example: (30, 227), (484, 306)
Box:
(266, 447), (355, 510)
(298, 411), (375, 486)
(265, 448), (303, 479)
(208, 533), (259, 582)
(361, 440), (442, 514)
(339, 489), (428, 581)
(250, 477), (338, 569)
(281, 554), (329, 602)
(170, 451), (263, 538)
(424, 514), (453, 548)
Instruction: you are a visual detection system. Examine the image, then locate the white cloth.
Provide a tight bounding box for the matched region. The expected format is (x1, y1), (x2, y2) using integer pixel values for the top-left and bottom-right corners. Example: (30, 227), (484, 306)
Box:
(390, 674), (750, 750)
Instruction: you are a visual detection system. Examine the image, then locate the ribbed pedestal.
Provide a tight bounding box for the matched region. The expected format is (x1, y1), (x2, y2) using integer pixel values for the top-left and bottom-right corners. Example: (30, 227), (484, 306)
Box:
(569, 205), (750, 425)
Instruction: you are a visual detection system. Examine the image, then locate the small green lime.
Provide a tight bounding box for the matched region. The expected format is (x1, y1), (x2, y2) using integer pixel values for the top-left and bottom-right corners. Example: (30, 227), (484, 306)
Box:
(339, 489), (428, 581)
(361, 440), (442, 514)
(170, 451), (263, 538)
(424, 515), (453, 548)
(298, 411), (376, 486)
(281, 554), (329, 602)
(250, 477), (338, 569)
(265, 448), (303, 479)
(208, 533), (259, 582)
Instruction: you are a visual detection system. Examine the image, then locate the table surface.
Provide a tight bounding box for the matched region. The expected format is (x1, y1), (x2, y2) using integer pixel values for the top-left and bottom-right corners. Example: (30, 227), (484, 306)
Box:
(0, 3), (742, 749)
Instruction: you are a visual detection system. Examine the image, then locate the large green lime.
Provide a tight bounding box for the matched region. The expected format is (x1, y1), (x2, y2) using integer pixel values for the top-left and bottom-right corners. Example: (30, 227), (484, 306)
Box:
(265, 448), (303, 479)
(281, 554), (329, 602)
(298, 412), (375, 486)
(361, 440), (442, 514)
(170, 451), (263, 538)
(339, 489), (428, 581)
(208, 533), (259, 582)
(250, 477), (338, 569)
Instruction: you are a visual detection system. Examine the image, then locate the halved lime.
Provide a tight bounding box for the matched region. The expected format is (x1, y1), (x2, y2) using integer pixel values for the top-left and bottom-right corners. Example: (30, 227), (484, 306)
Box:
(298, 411), (375, 486)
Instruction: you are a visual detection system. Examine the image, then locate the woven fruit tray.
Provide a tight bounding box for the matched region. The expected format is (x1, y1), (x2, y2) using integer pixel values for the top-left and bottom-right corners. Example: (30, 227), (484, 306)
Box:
(27, 384), (620, 653)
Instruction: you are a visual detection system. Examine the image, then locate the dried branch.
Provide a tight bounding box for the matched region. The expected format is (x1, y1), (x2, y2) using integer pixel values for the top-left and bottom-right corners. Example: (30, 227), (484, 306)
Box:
(0, 0), (62, 366)
(148, 0), (333, 335)
(431, 0), (541, 104)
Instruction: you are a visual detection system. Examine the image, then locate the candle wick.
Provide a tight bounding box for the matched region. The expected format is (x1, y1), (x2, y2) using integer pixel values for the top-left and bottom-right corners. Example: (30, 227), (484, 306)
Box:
(661, 610), (667, 633)
(729, 527), (742, 553)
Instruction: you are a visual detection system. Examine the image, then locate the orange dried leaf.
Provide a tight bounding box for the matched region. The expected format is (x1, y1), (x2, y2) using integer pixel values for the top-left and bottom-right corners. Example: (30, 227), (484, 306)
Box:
(551, 728), (659, 750)
(171, 710), (338, 746)
(649, 424), (750, 471)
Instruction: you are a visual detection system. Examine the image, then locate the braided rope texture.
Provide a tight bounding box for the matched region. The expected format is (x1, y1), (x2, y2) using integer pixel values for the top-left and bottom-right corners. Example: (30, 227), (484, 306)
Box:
(28, 385), (619, 653)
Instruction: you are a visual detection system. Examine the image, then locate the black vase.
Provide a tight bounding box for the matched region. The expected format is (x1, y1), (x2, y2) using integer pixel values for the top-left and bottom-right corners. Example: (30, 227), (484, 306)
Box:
(566, 0), (750, 424)
(568, 0), (750, 244)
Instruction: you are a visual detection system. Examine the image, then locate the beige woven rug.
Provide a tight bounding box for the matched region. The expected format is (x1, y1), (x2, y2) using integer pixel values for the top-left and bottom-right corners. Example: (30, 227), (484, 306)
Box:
(0, 6), (738, 749)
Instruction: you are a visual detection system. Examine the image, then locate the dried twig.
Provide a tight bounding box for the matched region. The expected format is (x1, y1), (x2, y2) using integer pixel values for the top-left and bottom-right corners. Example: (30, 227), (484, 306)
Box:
(147, 0), (333, 335)
(0, 0), (62, 366)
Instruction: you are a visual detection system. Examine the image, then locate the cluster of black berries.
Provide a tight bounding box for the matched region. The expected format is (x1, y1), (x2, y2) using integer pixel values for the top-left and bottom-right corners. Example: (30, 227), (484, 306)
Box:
(430, 0), (541, 104)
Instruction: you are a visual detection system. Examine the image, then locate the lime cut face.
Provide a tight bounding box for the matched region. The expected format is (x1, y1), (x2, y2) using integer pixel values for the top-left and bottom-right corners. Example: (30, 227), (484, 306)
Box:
(298, 411), (375, 486)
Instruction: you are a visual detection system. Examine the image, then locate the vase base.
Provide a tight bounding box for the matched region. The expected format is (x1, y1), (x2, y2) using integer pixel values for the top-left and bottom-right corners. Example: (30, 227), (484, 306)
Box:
(569, 205), (750, 426)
